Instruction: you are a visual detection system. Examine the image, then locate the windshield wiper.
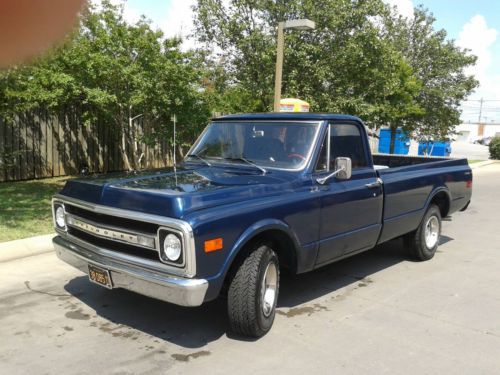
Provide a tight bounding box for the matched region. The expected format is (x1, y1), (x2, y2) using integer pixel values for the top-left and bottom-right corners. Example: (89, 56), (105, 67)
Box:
(185, 153), (212, 166)
(222, 156), (267, 174)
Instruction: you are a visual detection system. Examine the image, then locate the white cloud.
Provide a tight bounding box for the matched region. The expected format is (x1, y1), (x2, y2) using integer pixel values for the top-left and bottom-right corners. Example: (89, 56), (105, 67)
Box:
(161, 0), (197, 50)
(457, 15), (500, 121)
(161, 0), (195, 38)
(457, 15), (497, 84)
(92, 0), (198, 50)
(91, 0), (142, 24)
(383, 0), (414, 19)
(121, 3), (142, 25)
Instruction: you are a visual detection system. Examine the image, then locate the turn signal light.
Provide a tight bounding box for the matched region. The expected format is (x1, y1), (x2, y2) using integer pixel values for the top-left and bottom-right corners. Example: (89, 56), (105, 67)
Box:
(204, 238), (223, 253)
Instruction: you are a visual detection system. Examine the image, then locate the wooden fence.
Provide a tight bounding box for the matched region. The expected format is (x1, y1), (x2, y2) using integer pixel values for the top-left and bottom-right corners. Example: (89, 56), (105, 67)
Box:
(0, 110), (173, 182)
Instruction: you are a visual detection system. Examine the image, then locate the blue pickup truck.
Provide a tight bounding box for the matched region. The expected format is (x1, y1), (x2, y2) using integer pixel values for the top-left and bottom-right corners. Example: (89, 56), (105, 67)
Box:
(52, 113), (472, 337)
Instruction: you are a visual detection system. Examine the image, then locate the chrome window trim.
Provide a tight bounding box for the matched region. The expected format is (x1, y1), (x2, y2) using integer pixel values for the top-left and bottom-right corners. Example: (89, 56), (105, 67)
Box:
(186, 120), (323, 172)
(327, 124), (331, 172)
(52, 195), (197, 278)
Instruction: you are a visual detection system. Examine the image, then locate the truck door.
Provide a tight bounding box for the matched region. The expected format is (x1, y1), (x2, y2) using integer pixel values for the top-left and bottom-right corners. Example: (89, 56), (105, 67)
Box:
(314, 122), (383, 266)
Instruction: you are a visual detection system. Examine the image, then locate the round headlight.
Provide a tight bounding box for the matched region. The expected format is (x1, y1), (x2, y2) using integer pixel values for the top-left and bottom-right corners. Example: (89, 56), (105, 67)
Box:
(163, 233), (182, 261)
(55, 206), (65, 228)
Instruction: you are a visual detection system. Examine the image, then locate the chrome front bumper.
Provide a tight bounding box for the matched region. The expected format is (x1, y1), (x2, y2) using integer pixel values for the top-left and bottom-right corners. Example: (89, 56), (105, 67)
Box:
(53, 236), (208, 307)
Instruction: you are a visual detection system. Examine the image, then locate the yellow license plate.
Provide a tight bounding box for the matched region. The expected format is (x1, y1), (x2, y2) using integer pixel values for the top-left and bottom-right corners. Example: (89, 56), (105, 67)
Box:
(88, 264), (112, 289)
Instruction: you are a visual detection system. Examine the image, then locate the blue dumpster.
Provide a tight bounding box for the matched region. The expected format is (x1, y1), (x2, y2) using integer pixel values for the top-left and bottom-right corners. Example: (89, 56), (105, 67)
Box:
(378, 128), (410, 154)
(418, 141), (452, 157)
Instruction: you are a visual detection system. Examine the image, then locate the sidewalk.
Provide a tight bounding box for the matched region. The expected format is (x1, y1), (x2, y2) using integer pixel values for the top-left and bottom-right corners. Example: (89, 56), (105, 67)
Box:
(470, 160), (498, 169)
(0, 233), (55, 263)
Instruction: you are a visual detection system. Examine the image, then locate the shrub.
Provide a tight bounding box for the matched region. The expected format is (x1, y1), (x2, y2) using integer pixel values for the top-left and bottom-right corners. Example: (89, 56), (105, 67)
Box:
(489, 137), (500, 160)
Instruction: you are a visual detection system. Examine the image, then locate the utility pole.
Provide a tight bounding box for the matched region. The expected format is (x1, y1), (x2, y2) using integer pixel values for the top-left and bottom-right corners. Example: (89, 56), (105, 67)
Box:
(478, 97), (484, 123)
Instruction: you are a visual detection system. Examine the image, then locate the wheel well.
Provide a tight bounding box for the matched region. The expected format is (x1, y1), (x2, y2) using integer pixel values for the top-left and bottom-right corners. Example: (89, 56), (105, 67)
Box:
(430, 191), (450, 217)
(223, 229), (298, 291)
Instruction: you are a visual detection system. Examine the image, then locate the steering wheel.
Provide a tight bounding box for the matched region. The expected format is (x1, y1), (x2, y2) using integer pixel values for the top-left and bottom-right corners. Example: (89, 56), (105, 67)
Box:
(288, 153), (306, 161)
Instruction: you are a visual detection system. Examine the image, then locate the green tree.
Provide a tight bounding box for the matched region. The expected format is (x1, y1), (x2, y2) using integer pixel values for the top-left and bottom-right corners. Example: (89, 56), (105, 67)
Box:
(195, 0), (407, 117)
(385, 6), (478, 146)
(194, 0), (478, 153)
(0, 1), (211, 170)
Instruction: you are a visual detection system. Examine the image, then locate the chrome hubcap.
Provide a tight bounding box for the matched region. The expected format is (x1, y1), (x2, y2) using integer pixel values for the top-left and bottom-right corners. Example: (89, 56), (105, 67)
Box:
(261, 262), (278, 317)
(424, 216), (440, 248)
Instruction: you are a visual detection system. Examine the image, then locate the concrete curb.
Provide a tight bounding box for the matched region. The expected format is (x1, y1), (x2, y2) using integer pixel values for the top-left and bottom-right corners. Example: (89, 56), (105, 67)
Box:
(470, 160), (498, 169)
(0, 233), (55, 263)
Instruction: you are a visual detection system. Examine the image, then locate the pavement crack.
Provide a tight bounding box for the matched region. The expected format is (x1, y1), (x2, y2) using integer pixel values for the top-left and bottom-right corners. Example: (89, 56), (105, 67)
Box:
(24, 281), (72, 298)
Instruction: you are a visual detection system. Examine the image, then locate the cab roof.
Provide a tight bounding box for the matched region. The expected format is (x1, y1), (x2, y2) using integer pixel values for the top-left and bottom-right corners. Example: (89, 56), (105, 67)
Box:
(212, 112), (362, 122)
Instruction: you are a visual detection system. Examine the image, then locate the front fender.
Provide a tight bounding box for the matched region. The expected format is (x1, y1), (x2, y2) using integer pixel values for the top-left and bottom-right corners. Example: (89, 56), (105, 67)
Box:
(203, 218), (312, 301)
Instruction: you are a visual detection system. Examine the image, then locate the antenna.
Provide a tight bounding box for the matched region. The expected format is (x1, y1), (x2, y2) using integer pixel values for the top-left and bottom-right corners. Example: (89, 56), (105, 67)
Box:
(171, 114), (177, 173)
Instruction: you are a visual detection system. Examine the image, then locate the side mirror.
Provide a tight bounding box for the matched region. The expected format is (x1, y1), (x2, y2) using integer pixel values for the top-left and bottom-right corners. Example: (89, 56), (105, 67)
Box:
(316, 157), (352, 185)
(334, 157), (352, 180)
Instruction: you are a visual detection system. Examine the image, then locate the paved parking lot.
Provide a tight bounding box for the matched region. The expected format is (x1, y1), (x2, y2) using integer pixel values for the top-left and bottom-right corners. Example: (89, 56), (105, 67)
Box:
(1, 164), (499, 375)
(450, 141), (490, 160)
(408, 140), (490, 160)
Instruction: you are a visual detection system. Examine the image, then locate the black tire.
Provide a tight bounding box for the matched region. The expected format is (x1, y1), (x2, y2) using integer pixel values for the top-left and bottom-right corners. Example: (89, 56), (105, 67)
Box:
(227, 244), (280, 337)
(404, 204), (442, 261)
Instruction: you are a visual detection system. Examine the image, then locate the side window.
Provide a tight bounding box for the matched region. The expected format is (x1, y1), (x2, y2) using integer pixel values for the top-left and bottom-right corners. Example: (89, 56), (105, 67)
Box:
(330, 123), (367, 169)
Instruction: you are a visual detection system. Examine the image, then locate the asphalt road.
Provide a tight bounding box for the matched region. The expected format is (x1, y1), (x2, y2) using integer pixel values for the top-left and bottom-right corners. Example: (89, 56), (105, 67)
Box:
(1, 164), (499, 375)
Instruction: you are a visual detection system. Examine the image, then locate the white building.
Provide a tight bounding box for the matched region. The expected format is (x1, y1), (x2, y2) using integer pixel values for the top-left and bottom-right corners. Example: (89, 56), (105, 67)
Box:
(455, 122), (500, 142)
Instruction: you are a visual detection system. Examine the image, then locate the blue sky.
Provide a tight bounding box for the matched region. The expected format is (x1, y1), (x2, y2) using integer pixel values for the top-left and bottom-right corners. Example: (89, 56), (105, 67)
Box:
(414, 1), (500, 122)
(122, 0), (500, 122)
(416, 0), (500, 38)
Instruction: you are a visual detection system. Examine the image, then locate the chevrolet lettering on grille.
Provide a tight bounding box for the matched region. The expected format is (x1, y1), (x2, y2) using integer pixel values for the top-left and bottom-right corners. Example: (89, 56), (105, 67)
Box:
(66, 215), (140, 245)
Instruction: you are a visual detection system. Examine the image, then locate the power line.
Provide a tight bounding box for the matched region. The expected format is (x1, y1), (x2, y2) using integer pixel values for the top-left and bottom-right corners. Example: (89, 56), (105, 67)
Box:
(478, 98), (483, 122)
(463, 99), (500, 102)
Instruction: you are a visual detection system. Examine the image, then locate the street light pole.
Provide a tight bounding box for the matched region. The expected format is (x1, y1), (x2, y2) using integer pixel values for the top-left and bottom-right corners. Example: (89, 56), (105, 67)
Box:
(273, 19), (315, 112)
(273, 22), (285, 112)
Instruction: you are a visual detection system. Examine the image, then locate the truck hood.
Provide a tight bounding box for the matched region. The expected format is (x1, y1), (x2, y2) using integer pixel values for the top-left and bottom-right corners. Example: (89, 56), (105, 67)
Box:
(59, 165), (296, 218)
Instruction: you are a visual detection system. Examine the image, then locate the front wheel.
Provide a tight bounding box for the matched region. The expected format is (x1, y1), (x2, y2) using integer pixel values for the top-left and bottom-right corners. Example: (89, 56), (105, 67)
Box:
(227, 244), (280, 337)
(404, 204), (442, 261)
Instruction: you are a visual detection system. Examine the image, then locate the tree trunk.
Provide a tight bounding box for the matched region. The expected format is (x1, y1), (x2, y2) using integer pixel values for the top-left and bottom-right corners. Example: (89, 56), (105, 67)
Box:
(129, 108), (137, 169)
(121, 109), (133, 171)
(389, 126), (397, 154)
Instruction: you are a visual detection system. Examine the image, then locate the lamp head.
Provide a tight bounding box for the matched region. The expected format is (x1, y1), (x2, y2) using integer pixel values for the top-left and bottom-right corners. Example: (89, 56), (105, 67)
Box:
(283, 19), (316, 31)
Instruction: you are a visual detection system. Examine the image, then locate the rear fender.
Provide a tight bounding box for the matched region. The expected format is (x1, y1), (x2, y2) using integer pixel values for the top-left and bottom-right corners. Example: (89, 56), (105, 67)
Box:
(424, 187), (451, 217)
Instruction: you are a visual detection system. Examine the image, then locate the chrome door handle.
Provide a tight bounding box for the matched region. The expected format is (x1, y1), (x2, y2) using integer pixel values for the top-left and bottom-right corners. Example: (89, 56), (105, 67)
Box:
(365, 178), (383, 189)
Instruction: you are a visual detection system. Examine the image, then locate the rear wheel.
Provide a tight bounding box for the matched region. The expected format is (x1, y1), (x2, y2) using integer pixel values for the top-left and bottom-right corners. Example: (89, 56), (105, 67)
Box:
(227, 244), (279, 337)
(405, 204), (442, 261)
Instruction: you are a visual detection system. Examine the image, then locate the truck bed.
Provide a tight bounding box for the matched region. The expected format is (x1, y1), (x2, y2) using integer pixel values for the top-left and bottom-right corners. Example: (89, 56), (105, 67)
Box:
(372, 153), (472, 244)
(373, 153), (456, 169)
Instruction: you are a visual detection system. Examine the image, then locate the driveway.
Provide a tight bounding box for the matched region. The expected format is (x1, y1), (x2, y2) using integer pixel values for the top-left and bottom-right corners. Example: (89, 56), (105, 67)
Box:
(1, 164), (499, 374)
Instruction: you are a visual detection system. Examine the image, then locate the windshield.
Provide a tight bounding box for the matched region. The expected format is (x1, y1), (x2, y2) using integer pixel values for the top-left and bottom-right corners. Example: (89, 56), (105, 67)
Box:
(187, 121), (321, 170)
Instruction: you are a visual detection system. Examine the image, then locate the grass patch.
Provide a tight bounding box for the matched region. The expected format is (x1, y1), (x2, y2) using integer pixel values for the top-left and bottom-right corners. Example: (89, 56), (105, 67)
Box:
(467, 160), (485, 164)
(0, 176), (71, 242)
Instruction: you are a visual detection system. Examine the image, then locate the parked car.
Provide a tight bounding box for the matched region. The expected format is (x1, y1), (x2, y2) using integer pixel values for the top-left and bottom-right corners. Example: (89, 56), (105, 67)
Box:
(473, 136), (493, 146)
(52, 113), (473, 337)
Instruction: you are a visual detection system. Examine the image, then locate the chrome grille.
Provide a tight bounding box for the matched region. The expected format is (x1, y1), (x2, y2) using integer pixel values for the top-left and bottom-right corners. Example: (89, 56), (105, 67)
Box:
(65, 213), (157, 250)
(52, 195), (197, 278)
